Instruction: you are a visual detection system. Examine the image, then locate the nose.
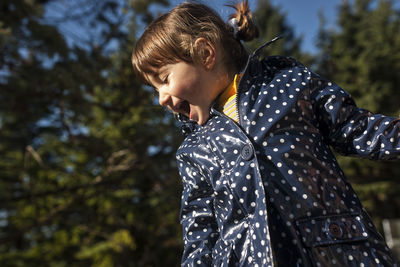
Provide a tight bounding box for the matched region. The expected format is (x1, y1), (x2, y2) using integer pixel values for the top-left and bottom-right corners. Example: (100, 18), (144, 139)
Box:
(158, 90), (171, 107)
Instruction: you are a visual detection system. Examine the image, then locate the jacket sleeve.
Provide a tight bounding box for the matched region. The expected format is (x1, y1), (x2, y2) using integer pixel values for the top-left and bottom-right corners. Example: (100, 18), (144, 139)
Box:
(309, 71), (400, 160)
(176, 153), (219, 266)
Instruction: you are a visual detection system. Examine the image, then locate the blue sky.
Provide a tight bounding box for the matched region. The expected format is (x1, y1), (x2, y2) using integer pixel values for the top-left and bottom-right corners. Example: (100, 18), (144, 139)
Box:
(170, 0), (343, 53)
(268, 0), (341, 53)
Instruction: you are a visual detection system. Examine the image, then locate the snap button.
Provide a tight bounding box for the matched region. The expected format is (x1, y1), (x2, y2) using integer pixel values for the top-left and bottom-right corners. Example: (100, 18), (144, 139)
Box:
(241, 144), (254, 161)
(328, 222), (343, 239)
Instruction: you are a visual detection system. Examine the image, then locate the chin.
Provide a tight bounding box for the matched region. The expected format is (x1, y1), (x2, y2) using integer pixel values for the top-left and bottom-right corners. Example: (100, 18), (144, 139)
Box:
(190, 109), (211, 125)
(196, 115), (210, 126)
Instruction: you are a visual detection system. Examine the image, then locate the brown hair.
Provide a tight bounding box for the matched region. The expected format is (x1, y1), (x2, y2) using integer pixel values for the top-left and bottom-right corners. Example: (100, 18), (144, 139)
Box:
(131, 1), (259, 85)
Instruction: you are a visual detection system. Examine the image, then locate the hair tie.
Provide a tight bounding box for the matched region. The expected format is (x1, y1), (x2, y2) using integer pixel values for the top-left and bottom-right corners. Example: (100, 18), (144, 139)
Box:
(228, 17), (239, 39)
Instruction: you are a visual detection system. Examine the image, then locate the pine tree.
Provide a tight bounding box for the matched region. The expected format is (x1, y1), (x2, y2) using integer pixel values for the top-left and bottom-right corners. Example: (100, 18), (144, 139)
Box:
(0, 0), (182, 265)
(249, 0), (312, 64)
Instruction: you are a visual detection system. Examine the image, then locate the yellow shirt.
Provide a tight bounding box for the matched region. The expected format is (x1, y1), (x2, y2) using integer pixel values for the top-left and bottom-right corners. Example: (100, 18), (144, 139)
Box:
(216, 74), (241, 123)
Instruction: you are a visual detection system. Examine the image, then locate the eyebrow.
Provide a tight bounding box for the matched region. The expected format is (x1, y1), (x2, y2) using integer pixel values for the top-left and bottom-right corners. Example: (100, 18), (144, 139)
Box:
(146, 73), (163, 90)
(144, 64), (170, 89)
(154, 66), (170, 83)
(157, 65), (168, 76)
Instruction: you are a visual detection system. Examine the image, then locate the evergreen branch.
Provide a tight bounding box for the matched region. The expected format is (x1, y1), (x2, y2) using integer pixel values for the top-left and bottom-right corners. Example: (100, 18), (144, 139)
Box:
(24, 145), (45, 168)
(1, 149), (137, 202)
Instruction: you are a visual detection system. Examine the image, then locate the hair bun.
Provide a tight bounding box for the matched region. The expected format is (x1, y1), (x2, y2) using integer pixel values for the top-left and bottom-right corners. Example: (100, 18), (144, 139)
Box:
(228, 0), (259, 42)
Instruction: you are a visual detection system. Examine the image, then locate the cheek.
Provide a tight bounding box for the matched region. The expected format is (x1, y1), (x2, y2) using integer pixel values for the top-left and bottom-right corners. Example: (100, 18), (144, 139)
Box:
(177, 78), (201, 96)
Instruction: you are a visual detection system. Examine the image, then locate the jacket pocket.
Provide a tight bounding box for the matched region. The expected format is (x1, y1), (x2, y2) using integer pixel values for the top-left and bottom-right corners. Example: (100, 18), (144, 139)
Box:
(295, 213), (369, 247)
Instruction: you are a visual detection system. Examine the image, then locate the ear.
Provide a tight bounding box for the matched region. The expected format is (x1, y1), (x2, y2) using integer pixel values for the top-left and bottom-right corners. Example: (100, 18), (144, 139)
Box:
(194, 37), (216, 71)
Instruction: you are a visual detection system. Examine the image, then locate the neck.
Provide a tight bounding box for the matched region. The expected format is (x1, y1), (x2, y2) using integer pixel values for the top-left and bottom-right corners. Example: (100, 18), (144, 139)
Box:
(211, 48), (237, 98)
(215, 65), (236, 95)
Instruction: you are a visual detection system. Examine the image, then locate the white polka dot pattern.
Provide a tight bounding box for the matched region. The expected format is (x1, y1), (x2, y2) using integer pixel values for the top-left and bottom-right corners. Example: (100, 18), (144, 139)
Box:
(176, 44), (400, 266)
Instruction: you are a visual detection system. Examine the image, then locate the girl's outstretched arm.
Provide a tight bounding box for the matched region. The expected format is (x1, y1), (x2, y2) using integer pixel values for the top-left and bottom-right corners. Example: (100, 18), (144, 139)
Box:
(309, 71), (400, 160)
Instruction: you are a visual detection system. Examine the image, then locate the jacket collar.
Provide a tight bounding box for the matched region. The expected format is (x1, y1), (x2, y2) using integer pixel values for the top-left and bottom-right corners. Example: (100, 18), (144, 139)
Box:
(177, 36), (283, 135)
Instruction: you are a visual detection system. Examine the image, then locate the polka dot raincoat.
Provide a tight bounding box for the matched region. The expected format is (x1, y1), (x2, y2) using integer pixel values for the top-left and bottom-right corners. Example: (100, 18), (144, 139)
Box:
(176, 39), (399, 266)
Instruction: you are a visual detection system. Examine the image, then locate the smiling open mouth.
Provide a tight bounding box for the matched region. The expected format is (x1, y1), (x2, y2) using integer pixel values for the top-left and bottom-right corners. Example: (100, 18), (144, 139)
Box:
(176, 100), (191, 117)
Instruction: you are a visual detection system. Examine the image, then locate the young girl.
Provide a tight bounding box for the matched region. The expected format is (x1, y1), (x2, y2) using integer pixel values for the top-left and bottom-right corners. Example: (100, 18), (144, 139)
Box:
(132, 1), (399, 266)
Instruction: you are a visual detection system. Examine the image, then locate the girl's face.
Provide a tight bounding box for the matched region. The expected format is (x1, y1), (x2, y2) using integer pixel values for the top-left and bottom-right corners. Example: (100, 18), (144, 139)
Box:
(148, 60), (231, 125)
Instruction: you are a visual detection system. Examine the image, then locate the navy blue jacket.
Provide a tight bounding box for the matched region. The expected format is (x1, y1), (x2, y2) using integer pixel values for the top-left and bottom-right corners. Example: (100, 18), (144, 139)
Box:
(176, 40), (399, 266)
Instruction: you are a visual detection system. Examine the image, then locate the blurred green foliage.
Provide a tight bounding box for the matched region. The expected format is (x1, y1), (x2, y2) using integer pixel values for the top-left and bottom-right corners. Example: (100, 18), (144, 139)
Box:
(0, 0), (399, 266)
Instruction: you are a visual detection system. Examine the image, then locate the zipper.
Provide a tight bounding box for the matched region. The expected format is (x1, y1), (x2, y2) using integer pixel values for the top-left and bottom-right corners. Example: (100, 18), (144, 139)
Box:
(235, 35), (283, 127)
(236, 59), (251, 127)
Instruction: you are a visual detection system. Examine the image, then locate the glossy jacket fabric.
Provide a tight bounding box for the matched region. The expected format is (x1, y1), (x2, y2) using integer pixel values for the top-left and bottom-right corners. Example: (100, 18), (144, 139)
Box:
(176, 40), (400, 266)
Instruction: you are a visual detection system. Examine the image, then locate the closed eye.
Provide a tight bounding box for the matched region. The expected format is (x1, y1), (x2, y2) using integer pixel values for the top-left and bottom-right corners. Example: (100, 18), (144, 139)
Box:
(161, 74), (169, 84)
